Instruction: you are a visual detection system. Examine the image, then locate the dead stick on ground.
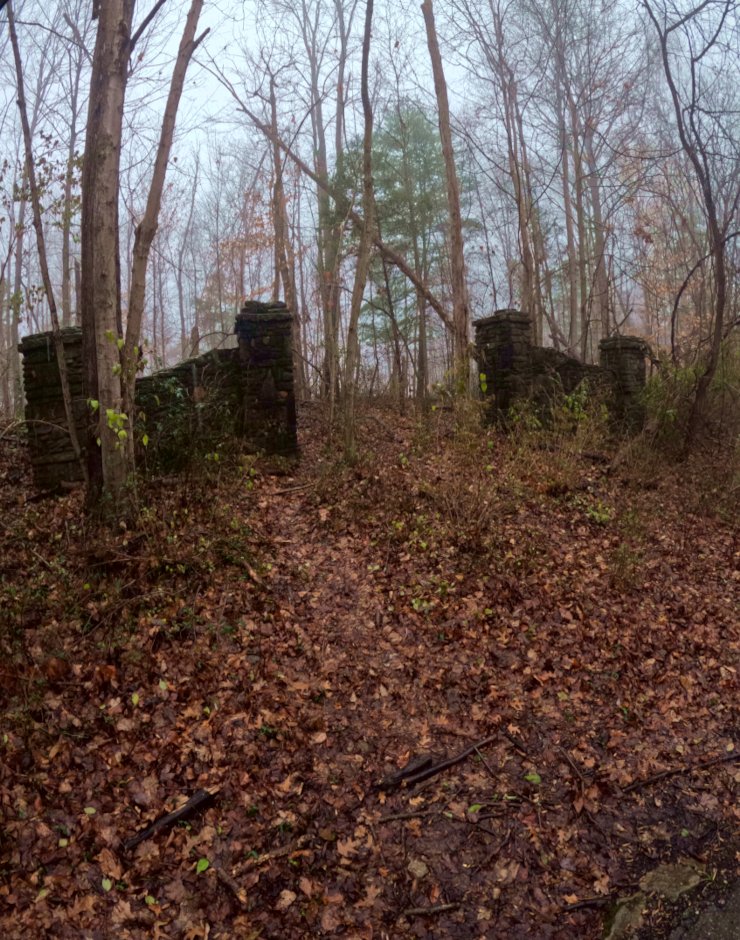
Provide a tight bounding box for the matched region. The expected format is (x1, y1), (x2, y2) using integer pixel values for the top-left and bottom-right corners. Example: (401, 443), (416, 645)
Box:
(235, 835), (311, 873)
(390, 735), (498, 789)
(404, 903), (459, 917)
(622, 752), (739, 794)
(474, 744), (497, 779)
(214, 866), (249, 908)
(122, 789), (217, 852)
(563, 895), (614, 912)
(379, 809), (442, 823)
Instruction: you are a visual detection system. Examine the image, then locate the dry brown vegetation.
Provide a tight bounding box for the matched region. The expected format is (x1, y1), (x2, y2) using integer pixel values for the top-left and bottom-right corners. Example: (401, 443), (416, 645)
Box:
(0, 406), (738, 938)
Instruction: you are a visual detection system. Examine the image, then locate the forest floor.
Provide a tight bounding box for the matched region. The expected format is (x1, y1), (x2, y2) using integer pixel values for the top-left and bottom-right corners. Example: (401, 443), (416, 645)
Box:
(0, 404), (738, 939)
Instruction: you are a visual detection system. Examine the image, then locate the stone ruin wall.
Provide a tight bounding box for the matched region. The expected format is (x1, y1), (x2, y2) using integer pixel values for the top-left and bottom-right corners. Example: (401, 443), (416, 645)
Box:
(20, 301), (297, 491)
(474, 309), (647, 429)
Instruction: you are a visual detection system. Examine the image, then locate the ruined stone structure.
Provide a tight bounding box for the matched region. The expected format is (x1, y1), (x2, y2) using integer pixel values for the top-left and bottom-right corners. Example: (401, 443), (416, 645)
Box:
(19, 328), (88, 491)
(474, 309), (647, 430)
(19, 301), (298, 491)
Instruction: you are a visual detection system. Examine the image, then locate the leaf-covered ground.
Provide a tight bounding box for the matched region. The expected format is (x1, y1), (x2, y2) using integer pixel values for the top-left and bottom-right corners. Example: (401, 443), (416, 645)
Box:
(1, 408), (738, 939)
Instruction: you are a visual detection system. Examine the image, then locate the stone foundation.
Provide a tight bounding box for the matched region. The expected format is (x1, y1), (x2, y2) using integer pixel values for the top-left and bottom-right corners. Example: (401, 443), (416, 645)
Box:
(474, 310), (646, 430)
(19, 302), (298, 491)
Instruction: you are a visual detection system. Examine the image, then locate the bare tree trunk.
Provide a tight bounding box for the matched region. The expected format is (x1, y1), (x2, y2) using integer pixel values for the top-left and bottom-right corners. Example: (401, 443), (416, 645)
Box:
(421, 0), (469, 390)
(556, 59), (580, 353)
(123, 0), (207, 462)
(59, 18), (87, 328)
(568, 93), (591, 361)
(80, 0), (135, 508)
(380, 256), (406, 415)
(343, 0), (375, 461)
(8, 1), (86, 480)
(177, 156), (199, 359)
(269, 76), (306, 399)
(10, 180), (25, 412)
(584, 125), (610, 343)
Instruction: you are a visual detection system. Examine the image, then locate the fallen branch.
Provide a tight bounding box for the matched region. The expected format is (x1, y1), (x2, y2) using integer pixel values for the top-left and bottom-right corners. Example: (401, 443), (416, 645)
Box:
(377, 755), (434, 791)
(379, 808), (441, 823)
(214, 865), (249, 908)
(378, 735), (498, 791)
(404, 903), (459, 917)
(237, 834), (311, 872)
(562, 895), (614, 912)
(122, 788), (217, 852)
(622, 752), (739, 794)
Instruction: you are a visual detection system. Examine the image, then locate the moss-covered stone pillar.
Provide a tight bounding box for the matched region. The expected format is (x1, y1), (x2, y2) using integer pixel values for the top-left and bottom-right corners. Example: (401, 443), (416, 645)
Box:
(599, 336), (647, 431)
(473, 309), (533, 421)
(234, 300), (297, 455)
(19, 327), (88, 490)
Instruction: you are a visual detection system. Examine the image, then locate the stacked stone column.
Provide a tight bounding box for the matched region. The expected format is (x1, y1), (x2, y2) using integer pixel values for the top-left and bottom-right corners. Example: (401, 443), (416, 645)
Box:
(234, 301), (297, 456)
(19, 328), (88, 490)
(473, 309), (534, 420)
(599, 336), (647, 432)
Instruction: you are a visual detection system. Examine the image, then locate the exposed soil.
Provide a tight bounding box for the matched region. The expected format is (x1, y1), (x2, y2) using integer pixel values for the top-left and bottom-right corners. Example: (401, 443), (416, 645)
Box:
(1, 405), (738, 938)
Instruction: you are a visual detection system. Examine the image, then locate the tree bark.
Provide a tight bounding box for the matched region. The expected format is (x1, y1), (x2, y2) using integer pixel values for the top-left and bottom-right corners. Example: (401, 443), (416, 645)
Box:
(80, 0), (135, 509)
(421, 0), (469, 390)
(343, 0), (375, 461)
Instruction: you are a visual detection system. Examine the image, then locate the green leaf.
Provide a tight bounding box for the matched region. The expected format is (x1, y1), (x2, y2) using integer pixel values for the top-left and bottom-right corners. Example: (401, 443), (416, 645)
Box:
(145, 895), (156, 906)
(524, 772), (542, 785)
(159, 679), (168, 691)
(83, 806), (97, 815)
(142, 433), (149, 447)
(102, 878), (113, 892)
(196, 857), (210, 874)
(131, 692), (139, 707)
(468, 803), (483, 814)
(58, 838), (69, 847)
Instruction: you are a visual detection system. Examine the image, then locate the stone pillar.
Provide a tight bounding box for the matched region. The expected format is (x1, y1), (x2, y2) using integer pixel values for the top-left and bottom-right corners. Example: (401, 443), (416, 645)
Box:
(599, 336), (647, 431)
(234, 300), (298, 455)
(19, 327), (88, 490)
(473, 309), (533, 420)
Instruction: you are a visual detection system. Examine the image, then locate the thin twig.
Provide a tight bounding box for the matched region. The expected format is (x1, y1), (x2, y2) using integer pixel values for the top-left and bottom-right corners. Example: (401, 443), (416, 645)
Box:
(214, 865), (249, 908)
(379, 809), (441, 823)
(403, 903), (459, 917)
(563, 895), (614, 912)
(622, 752), (739, 794)
(235, 834), (311, 872)
(473, 744), (497, 779)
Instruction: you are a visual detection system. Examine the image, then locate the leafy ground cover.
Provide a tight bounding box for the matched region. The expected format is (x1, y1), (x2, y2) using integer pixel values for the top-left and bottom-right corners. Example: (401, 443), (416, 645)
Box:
(0, 406), (737, 938)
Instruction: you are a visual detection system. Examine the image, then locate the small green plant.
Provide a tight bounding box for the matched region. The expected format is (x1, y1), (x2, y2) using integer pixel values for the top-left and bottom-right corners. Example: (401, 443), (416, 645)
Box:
(585, 499), (613, 524)
(411, 596), (432, 614)
(573, 494), (613, 525)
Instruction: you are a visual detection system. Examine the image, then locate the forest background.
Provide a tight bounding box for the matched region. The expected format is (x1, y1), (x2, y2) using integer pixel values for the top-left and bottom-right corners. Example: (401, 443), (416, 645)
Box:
(1, 0), (738, 451)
